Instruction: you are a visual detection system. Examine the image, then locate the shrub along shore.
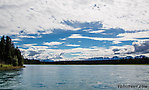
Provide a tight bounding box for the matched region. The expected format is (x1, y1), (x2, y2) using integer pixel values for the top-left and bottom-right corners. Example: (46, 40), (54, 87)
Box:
(0, 64), (25, 71)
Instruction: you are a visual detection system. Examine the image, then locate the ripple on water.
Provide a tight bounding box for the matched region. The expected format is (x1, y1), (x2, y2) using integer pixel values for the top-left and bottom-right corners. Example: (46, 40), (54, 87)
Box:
(56, 82), (66, 85)
(92, 84), (114, 89)
(0, 70), (22, 89)
(32, 83), (46, 88)
(142, 80), (149, 82)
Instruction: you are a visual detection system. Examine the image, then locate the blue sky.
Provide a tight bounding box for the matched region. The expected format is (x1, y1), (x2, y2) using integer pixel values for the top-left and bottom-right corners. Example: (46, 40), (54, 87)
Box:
(0, 0), (149, 61)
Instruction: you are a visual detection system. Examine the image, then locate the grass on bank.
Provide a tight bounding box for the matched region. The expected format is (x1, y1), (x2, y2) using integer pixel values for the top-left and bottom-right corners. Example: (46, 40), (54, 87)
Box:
(0, 64), (25, 70)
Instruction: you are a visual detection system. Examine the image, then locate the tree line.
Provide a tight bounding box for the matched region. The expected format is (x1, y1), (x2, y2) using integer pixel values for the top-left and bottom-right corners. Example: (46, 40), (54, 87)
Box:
(24, 57), (149, 64)
(0, 36), (24, 66)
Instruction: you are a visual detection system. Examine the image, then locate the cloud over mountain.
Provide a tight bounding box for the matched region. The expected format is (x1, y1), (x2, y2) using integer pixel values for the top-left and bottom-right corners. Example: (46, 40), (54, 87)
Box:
(133, 41), (149, 54)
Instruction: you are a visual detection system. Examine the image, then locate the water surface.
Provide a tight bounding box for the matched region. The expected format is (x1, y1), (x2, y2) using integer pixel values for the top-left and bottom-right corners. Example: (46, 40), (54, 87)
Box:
(0, 65), (149, 90)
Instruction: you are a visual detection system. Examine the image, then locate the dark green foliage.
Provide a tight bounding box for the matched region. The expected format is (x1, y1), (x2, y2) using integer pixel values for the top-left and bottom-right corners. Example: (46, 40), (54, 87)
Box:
(24, 57), (149, 65)
(0, 36), (24, 66)
(15, 47), (24, 66)
(12, 56), (18, 66)
(0, 36), (5, 63)
(24, 59), (41, 64)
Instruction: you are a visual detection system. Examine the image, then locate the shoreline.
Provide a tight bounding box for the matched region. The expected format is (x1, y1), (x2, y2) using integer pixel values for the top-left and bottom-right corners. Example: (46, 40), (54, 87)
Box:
(24, 64), (149, 65)
(24, 58), (149, 65)
(0, 64), (25, 71)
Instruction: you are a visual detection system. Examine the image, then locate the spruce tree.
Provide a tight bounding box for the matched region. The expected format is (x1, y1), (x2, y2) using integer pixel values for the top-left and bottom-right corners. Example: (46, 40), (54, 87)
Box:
(12, 56), (18, 66)
(5, 36), (13, 64)
(0, 36), (6, 63)
(0, 36), (24, 66)
(15, 47), (24, 66)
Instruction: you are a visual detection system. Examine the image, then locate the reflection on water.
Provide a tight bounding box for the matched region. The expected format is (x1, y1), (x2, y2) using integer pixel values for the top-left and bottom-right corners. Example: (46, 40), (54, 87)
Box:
(0, 65), (149, 90)
(0, 69), (23, 89)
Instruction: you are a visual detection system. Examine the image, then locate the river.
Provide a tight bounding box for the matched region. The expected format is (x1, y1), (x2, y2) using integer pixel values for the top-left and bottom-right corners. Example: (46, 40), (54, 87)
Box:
(0, 65), (149, 90)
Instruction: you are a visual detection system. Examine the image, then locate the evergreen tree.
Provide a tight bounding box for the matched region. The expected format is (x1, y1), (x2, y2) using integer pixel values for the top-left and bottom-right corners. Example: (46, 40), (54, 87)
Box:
(0, 35), (24, 66)
(15, 47), (24, 66)
(0, 36), (6, 63)
(5, 36), (13, 64)
(12, 56), (18, 66)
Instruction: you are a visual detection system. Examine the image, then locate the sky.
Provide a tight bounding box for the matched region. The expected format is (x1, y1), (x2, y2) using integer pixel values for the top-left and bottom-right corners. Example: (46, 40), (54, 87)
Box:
(0, 0), (149, 61)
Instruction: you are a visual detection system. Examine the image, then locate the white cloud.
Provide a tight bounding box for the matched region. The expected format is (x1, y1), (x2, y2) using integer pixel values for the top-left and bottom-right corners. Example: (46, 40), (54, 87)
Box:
(20, 42), (148, 61)
(83, 29), (93, 32)
(20, 46), (114, 61)
(68, 34), (85, 38)
(29, 46), (49, 50)
(72, 28), (81, 30)
(20, 39), (148, 60)
(133, 41), (149, 54)
(112, 40), (122, 44)
(12, 38), (21, 41)
(43, 42), (63, 46)
(23, 43), (37, 47)
(0, 0), (149, 35)
(65, 44), (80, 47)
(18, 35), (36, 38)
(22, 44), (48, 51)
(111, 45), (135, 55)
(68, 34), (138, 41)
(60, 38), (67, 40)
(117, 31), (149, 40)
(89, 30), (105, 33)
(13, 42), (18, 44)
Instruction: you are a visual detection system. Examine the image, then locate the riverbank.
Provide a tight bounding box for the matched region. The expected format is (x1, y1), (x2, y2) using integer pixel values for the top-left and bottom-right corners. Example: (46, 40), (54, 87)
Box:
(0, 64), (25, 71)
(25, 64), (149, 65)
